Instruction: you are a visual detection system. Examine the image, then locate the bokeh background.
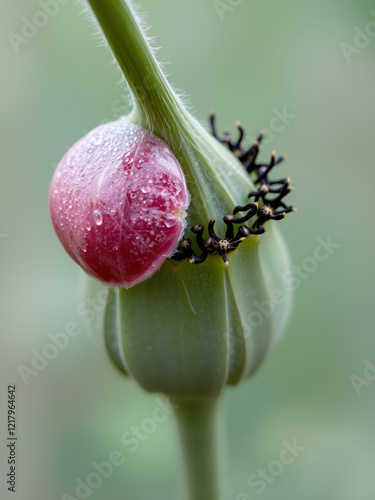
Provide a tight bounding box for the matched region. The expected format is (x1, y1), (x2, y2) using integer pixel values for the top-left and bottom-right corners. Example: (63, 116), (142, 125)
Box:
(1, 0), (375, 499)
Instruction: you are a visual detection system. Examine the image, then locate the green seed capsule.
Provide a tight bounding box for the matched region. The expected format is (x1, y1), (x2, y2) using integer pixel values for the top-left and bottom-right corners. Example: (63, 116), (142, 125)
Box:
(92, 111), (294, 400)
(82, 0), (295, 401)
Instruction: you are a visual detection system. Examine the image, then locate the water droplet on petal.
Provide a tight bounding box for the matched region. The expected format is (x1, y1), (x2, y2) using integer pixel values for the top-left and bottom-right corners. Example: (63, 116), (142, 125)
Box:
(93, 209), (103, 226)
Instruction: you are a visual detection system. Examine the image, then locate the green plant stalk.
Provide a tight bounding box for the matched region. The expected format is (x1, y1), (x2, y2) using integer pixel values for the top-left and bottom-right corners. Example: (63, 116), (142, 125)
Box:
(87, 1), (222, 498)
(87, 0), (178, 131)
(172, 399), (219, 500)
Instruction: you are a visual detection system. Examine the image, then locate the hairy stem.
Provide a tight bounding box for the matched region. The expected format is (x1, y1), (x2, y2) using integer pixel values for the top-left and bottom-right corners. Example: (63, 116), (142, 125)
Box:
(87, 0), (185, 137)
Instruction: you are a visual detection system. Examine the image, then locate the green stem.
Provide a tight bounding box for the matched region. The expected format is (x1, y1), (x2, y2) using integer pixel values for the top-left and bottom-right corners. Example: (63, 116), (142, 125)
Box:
(171, 398), (219, 500)
(87, 0), (185, 138)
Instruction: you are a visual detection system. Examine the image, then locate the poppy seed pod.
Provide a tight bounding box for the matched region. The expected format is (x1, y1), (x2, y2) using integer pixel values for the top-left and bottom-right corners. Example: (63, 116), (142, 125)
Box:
(55, 0), (296, 402)
(102, 119), (294, 399)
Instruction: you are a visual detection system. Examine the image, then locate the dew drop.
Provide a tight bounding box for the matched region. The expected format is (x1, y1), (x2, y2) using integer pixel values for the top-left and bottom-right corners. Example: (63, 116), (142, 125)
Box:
(164, 219), (174, 228)
(141, 185), (152, 194)
(93, 209), (103, 226)
(86, 222), (91, 231)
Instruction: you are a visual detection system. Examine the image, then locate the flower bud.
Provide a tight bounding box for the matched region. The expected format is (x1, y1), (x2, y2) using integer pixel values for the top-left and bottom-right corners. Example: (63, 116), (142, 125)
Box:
(49, 119), (189, 288)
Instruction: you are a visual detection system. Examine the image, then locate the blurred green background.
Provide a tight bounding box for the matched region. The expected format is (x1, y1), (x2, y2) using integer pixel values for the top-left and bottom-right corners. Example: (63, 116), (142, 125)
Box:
(1, 0), (375, 499)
